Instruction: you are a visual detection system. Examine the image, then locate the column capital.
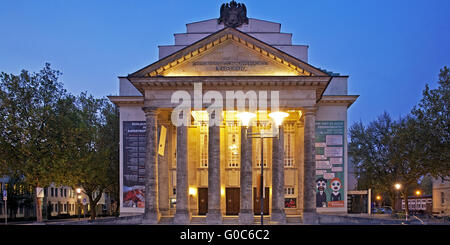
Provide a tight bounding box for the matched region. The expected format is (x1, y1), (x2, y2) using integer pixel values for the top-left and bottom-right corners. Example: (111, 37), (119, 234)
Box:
(142, 106), (159, 115)
(302, 107), (317, 116)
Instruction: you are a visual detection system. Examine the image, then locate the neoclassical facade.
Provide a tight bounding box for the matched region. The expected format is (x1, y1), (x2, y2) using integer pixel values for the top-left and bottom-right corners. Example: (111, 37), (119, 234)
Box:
(109, 6), (358, 224)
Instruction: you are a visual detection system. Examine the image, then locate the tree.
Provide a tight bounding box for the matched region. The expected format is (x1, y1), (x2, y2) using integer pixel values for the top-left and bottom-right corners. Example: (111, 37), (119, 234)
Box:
(0, 64), (76, 222)
(390, 116), (428, 217)
(412, 66), (450, 180)
(349, 112), (399, 207)
(71, 94), (119, 220)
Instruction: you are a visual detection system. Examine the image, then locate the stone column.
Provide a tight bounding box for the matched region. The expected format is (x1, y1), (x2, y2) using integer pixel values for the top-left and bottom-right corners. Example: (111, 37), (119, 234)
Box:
(158, 123), (170, 216)
(239, 126), (253, 224)
(206, 123), (222, 224)
(302, 109), (318, 224)
(173, 125), (190, 224)
(271, 126), (286, 224)
(142, 107), (160, 224)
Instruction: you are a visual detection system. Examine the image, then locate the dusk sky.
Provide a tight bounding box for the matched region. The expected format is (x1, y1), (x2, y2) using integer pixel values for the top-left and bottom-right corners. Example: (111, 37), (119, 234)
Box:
(1, 0), (449, 125)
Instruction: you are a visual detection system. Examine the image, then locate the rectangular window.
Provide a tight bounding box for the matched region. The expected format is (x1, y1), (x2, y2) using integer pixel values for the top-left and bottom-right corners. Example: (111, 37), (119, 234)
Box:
(284, 123), (295, 167)
(284, 187), (295, 196)
(64, 189), (67, 197)
(199, 123), (208, 168)
(227, 123), (240, 168)
(55, 188), (58, 197)
(60, 188), (63, 197)
(51, 188), (54, 197)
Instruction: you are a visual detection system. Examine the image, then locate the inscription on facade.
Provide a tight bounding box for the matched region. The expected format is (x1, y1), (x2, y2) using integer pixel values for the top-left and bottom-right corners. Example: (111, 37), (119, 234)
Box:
(193, 61), (268, 72)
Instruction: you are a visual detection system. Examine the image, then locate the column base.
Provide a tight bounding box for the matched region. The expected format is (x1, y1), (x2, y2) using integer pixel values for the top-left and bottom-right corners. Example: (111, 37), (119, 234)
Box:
(173, 210), (191, 224)
(159, 208), (170, 216)
(302, 211), (319, 225)
(206, 210), (223, 225)
(270, 210), (286, 224)
(239, 210), (254, 225)
(142, 211), (160, 224)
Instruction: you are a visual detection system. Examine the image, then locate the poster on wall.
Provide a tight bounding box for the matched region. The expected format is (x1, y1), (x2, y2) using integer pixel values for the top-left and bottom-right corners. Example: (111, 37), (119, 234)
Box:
(123, 121), (146, 208)
(315, 121), (345, 208)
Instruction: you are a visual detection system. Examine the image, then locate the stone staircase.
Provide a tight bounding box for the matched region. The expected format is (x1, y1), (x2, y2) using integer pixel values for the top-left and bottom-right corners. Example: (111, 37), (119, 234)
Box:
(253, 215), (271, 224)
(155, 215), (302, 225)
(190, 216), (207, 224)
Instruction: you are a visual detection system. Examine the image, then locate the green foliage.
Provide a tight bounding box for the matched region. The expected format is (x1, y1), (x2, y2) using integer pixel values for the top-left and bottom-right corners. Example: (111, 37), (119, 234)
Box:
(411, 66), (450, 180)
(350, 66), (450, 214)
(0, 64), (119, 220)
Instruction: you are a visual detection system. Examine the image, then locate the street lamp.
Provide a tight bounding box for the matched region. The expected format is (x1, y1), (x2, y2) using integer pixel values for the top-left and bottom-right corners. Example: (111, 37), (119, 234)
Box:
(415, 190), (421, 196)
(76, 188), (82, 220)
(237, 111), (289, 225)
(376, 195), (382, 208)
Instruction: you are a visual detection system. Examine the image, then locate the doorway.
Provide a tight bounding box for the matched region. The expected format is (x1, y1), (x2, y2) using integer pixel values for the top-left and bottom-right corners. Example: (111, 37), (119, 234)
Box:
(225, 188), (240, 215)
(198, 188), (208, 215)
(254, 187), (270, 215)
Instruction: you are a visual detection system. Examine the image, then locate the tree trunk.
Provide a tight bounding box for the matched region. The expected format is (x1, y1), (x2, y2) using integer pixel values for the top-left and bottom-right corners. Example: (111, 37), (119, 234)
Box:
(35, 184), (42, 223)
(35, 194), (42, 222)
(89, 202), (97, 220)
(114, 200), (120, 216)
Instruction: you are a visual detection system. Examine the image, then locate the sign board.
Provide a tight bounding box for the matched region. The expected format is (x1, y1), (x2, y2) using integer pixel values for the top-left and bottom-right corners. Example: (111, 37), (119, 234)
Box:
(122, 121), (146, 208)
(36, 187), (44, 198)
(315, 121), (345, 209)
(2, 190), (6, 200)
(83, 198), (87, 205)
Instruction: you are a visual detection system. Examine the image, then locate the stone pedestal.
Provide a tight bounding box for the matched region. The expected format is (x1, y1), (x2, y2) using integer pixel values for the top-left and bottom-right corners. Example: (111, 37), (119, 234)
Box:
(174, 125), (191, 224)
(207, 124), (222, 224)
(239, 126), (253, 224)
(302, 212), (319, 224)
(142, 107), (160, 224)
(271, 127), (286, 224)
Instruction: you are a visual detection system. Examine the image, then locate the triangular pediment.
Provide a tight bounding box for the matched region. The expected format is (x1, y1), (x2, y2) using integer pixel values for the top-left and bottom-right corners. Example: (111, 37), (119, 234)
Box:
(130, 28), (328, 77)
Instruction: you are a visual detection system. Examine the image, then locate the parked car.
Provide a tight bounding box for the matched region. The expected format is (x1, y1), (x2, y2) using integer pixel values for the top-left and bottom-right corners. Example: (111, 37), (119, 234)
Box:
(373, 206), (393, 214)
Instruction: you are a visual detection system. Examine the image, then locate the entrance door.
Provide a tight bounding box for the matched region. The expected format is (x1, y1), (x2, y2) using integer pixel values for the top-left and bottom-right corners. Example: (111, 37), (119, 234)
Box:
(198, 188), (208, 215)
(226, 188), (240, 215)
(254, 187), (270, 215)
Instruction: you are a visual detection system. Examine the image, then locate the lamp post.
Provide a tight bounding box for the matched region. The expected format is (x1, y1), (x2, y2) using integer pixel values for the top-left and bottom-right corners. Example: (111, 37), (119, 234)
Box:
(394, 183), (408, 220)
(76, 188), (81, 220)
(237, 111), (288, 225)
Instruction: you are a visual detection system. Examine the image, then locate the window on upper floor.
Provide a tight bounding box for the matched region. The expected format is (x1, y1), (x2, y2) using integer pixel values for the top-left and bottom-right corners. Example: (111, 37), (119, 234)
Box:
(284, 122), (295, 167)
(227, 123), (240, 168)
(199, 123), (209, 168)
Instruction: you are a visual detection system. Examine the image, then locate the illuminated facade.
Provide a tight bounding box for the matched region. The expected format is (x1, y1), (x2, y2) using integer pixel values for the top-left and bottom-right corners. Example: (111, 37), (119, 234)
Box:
(109, 6), (358, 224)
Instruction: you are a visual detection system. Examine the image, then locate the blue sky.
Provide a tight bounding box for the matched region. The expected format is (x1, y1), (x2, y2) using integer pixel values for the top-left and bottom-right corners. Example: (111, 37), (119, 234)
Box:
(0, 0), (449, 125)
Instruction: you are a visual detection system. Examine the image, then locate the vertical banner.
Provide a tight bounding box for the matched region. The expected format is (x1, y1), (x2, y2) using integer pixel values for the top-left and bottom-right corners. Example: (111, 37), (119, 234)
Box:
(158, 125), (167, 156)
(123, 121), (146, 208)
(315, 121), (345, 208)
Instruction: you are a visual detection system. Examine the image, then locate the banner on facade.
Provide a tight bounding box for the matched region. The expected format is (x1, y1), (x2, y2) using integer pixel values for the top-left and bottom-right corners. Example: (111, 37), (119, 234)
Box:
(315, 121), (345, 208)
(123, 121), (147, 208)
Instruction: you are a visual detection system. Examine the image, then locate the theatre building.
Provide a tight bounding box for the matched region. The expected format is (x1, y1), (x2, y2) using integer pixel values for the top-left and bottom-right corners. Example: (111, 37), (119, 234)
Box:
(109, 1), (358, 224)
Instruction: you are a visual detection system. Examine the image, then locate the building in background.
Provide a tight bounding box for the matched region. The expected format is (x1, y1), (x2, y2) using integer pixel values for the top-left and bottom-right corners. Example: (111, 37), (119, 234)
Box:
(433, 177), (450, 216)
(0, 177), (112, 220)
